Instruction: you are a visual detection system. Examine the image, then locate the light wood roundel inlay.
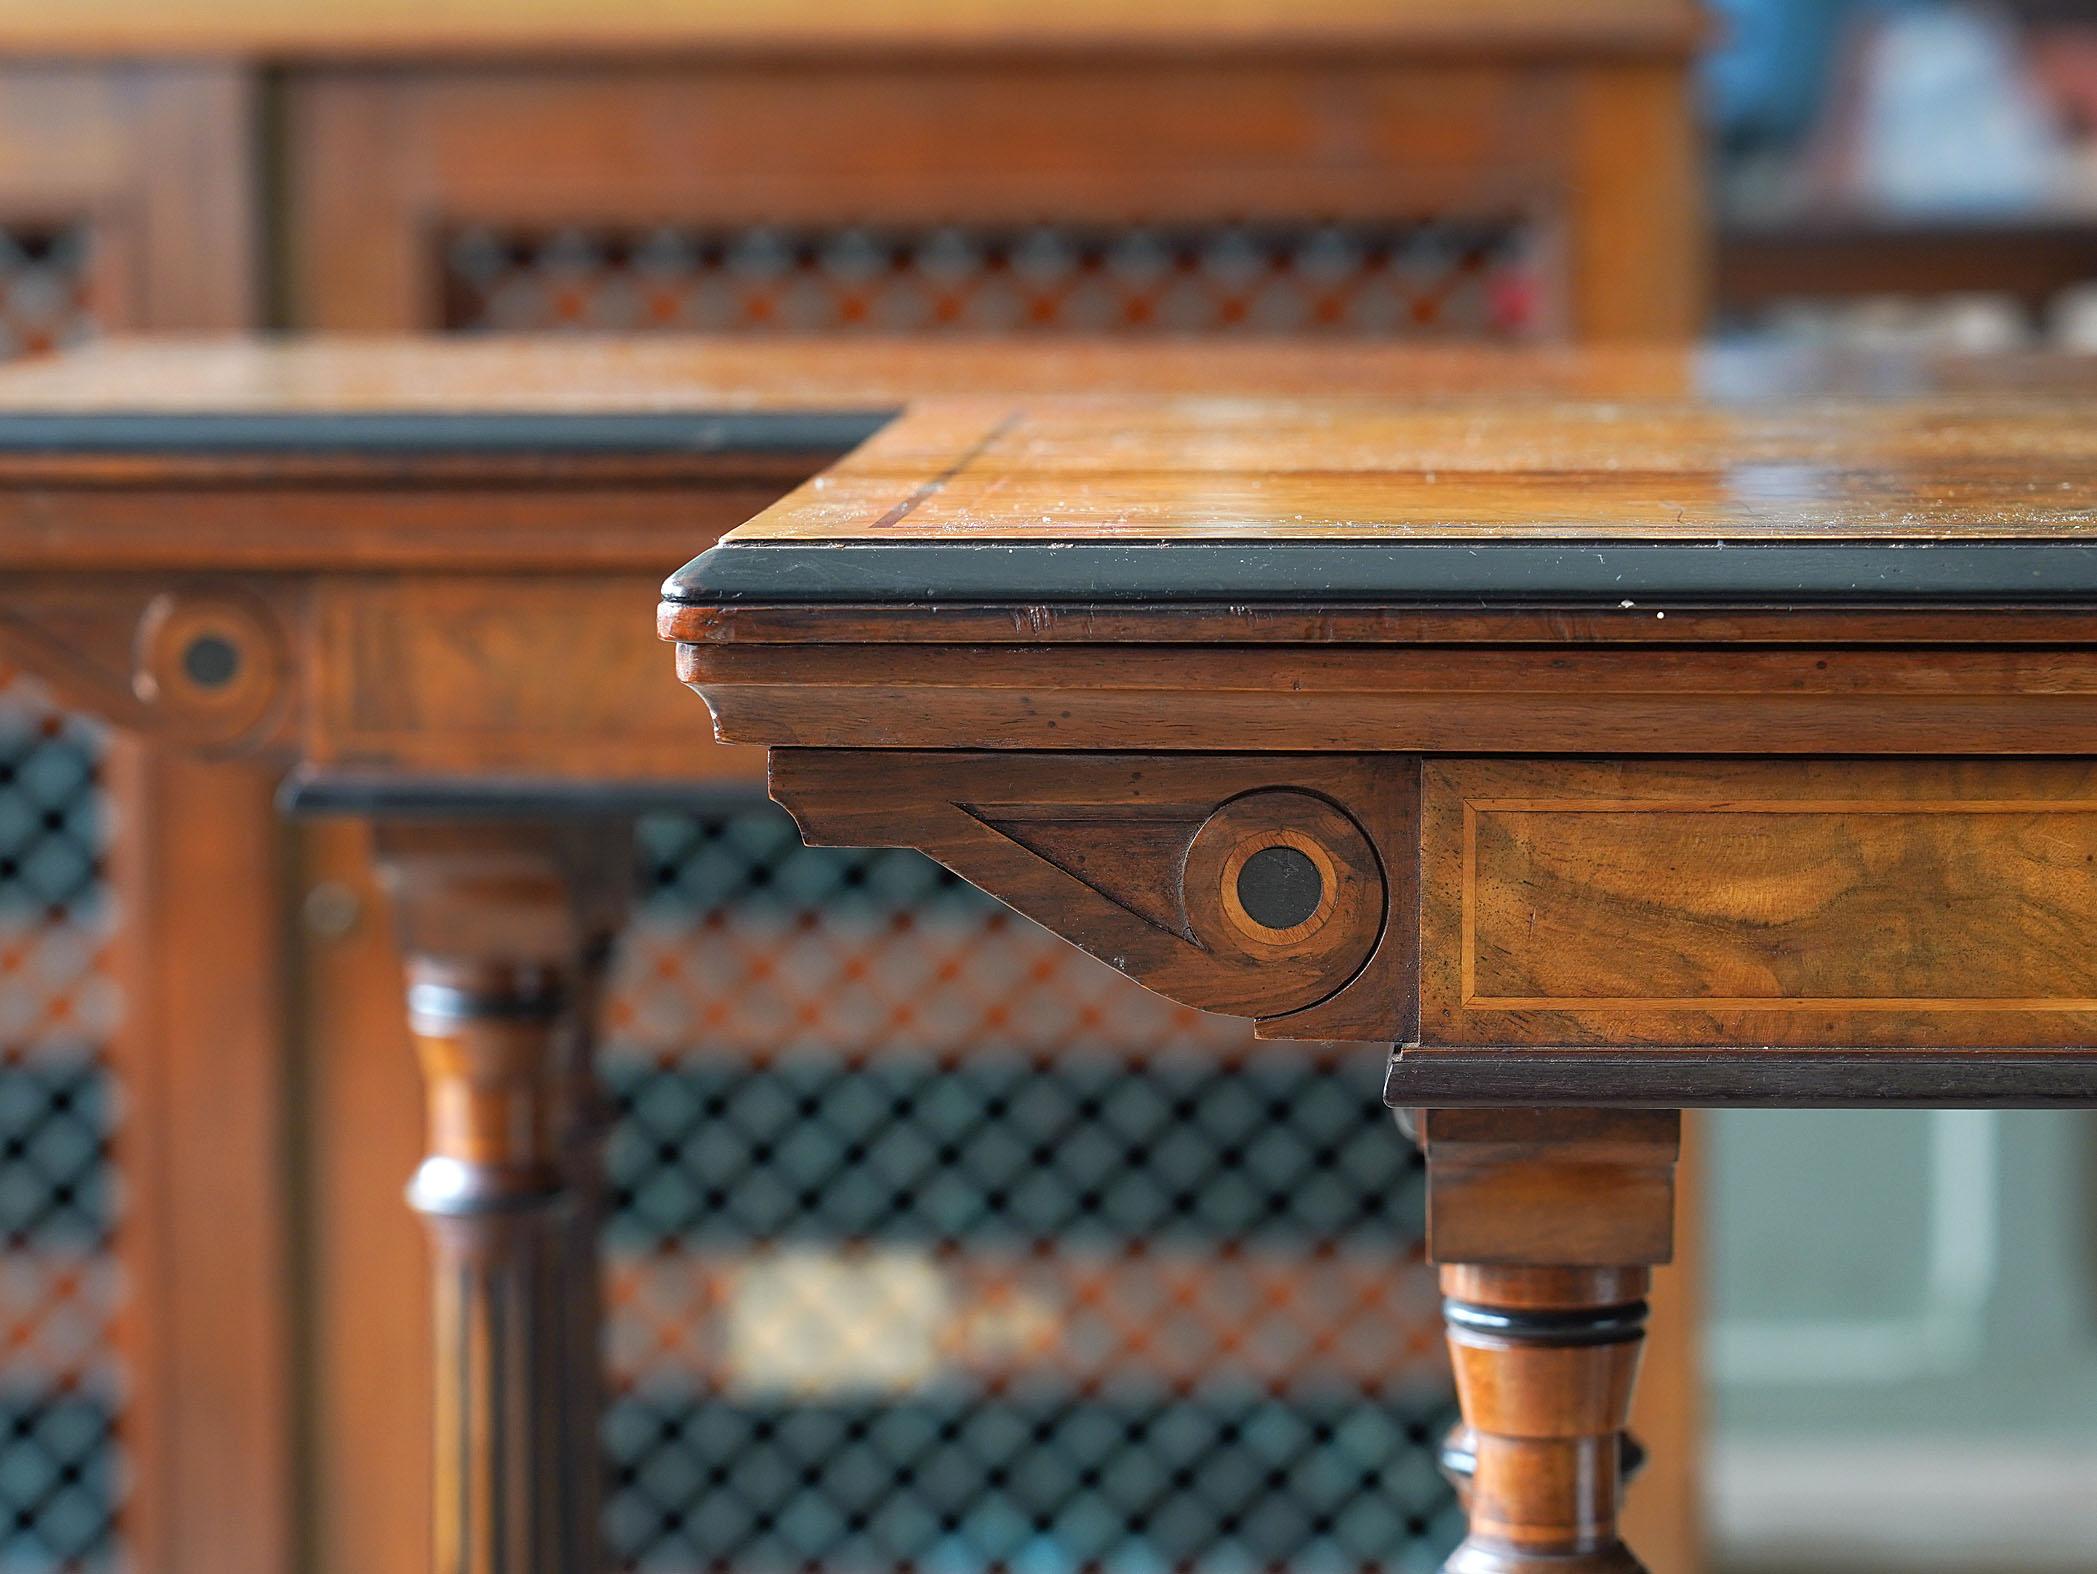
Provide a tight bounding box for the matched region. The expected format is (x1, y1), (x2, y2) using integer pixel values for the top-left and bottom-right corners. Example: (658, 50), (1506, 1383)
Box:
(1215, 823), (1341, 948)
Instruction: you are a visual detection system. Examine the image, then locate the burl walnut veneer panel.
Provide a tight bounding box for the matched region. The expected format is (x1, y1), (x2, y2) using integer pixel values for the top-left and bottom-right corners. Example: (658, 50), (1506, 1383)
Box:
(1422, 757), (2097, 1049)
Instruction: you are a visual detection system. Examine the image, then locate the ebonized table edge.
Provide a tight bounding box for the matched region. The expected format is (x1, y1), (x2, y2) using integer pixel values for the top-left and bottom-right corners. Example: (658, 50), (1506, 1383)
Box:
(667, 539), (2097, 606)
(0, 408), (893, 456)
(279, 769), (771, 820)
(1384, 1049), (2097, 1108)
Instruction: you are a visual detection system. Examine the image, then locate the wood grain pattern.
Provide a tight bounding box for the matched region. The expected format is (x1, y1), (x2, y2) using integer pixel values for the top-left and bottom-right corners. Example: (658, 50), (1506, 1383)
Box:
(296, 818), (433, 1574)
(0, 339), (1930, 578)
(34, 340), (2068, 1574)
(684, 640), (2097, 758)
(27, 340), (2097, 420)
(308, 576), (763, 782)
(1422, 757), (2097, 1048)
(375, 820), (628, 1574)
(0, 20), (1703, 1561)
(102, 752), (293, 1574)
(1416, 1108), (1681, 1574)
(0, 63), (257, 335)
(284, 56), (1694, 340)
(768, 749), (1416, 1038)
(715, 394), (2097, 544)
(0, 337), (1719, 413)
(0, 65), (281, 1574)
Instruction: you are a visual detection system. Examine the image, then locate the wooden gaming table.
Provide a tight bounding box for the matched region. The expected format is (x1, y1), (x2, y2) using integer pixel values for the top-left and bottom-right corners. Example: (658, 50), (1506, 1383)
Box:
(0, 337), (1722, 1574)
(663, 366), (2097, 1571)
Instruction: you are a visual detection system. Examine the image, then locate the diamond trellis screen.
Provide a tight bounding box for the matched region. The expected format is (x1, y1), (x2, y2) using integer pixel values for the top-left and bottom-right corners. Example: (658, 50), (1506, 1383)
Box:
(441, 221), (1543, 338)
(0, 220), (120, 1574)
(0, 665), (121, 1574)
(599, 803), (1461, 1574)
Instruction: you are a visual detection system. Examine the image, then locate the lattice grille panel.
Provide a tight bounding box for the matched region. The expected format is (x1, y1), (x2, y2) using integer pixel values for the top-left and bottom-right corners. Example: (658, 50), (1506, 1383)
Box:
(601, 804), (1459, 1574)
(0, 664), (120, 1573)
(444, 222), (1542, 338)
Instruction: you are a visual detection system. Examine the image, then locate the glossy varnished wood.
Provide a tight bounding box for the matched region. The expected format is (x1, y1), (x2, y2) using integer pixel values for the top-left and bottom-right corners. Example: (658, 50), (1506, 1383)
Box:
(769, 749), (1417, 1039)
(660, 363), (2097, 1100)
(0, 336), (1714, 1573)
(0, 333), (1770, 1574)
(4, 0), (1704, 1557)
(0, 336), (1877, 577)
(681, 640), (2097, 758)
(3, 336), (1793, 783)
(696, 392), (2097, 544)
(253, 25), (1698, 1555)
(662, 353), (2097, 1571)
(1423, 757), (2097, 1048)
(376, 820), (628, 1574)
(27, 337), (2024, 1574)
(1417, 1108), (1681, 1574)
(16, 336), (2081, 424)
(0, 69), (286, 1574)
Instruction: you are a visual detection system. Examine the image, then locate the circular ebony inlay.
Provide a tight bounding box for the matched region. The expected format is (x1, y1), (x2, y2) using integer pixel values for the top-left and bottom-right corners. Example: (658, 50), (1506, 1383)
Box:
(1235, 844), (1322, 931)
(181, 633), (240, 689)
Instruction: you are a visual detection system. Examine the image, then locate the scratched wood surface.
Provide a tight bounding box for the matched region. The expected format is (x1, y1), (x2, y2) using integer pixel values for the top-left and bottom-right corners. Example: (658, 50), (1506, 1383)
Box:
(1420, 757), (2097, 1048)
(716, 393), (2097, 544)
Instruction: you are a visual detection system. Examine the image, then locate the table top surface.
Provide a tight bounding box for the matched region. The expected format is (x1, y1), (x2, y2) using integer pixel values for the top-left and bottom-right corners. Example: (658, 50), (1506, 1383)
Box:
(0, 338), (1775, 470)
(12, 337), (2097, 601)
(667, 353), (2097, 609)
(0, 336), (1888, 419)
(0, 0), (1696, 58)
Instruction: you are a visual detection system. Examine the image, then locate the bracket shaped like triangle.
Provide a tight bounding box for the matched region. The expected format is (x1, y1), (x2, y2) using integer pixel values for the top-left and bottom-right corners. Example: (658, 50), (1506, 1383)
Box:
(769, 748), (1418, 1041)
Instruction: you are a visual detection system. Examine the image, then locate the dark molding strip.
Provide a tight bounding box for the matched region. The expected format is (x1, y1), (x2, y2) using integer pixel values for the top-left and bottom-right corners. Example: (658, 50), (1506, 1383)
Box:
(1383, 1050), (2097, 1108)
(0, 408), (890, 457)
(280, 769), (768, 820)
(406, 1158), (566, 1220)
(1443, 1298), (1650, 1348)
(667, 538), (2097, 607)
(406, 979), (570, 1026)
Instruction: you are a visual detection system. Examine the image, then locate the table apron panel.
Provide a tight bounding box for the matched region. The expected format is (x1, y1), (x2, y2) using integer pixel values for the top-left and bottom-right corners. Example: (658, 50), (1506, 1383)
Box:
(311, 574), (762, 783)
(1421, 756), (2097, 1050)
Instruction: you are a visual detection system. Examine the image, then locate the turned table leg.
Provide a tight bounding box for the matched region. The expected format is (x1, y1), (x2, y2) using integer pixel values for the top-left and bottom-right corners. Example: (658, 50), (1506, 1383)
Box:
(1412, 1107), (1681, 1574)
(376, 821), (629, 1574)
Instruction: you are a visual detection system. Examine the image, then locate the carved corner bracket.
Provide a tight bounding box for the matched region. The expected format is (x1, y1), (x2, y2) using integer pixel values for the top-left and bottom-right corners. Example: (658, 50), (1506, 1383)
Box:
(768, 749), (1418, 1041)
(0, 577), (298, 758)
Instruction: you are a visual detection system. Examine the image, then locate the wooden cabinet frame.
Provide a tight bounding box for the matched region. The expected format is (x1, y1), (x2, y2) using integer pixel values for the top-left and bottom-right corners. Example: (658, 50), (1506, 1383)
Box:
(284, 55), (1701, 340)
